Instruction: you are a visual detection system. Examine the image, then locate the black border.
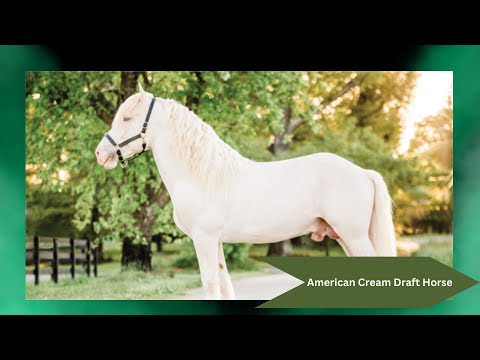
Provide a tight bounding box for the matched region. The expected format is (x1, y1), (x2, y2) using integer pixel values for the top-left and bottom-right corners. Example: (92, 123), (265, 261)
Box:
(43, 44), (422, 70)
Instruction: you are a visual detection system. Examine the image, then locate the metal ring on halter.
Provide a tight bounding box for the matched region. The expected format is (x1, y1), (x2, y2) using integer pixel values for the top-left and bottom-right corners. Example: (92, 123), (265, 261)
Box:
(104, 97), (155, 168)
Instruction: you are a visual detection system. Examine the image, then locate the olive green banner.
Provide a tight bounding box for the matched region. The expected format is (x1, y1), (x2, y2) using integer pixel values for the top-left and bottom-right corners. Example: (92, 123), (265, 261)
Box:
(258, 257), (479, 308)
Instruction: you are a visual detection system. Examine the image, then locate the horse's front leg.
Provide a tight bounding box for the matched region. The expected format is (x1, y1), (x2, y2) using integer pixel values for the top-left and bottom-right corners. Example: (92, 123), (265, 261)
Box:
(218, 243), (235, 300)
(193, 234), (221, 300)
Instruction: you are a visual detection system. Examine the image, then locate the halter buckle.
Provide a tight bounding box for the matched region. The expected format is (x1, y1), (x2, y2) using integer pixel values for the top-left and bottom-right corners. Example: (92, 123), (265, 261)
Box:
(120, 160), (128, 168)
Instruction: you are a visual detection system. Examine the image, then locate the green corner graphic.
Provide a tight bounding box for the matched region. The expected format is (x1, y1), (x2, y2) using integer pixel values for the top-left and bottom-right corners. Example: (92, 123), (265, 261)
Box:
(258, 257), (479, 308)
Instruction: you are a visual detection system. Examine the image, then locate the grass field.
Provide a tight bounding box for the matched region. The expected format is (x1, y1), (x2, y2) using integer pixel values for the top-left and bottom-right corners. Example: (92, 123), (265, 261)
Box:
(251, 233), (452, 267)
(26, 243), (202, 300)
(26, 242), (266, 300)
(26, 234), (452, 300)
(408, 233), (453, 267)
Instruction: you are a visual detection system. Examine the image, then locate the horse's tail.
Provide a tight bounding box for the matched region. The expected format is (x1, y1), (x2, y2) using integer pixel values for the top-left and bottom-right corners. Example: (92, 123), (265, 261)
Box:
(365, 170), (397, 256)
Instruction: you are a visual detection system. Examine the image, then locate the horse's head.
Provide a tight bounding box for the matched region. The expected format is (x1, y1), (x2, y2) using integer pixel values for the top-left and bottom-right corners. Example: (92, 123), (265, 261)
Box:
(95, 83), (155, 169)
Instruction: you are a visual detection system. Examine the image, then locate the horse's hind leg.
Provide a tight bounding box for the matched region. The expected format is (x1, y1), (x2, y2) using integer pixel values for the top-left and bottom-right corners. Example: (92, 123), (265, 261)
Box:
(312, 218), (376, 256)
(218, 243), (235, 300)
(342, 236), (376, 256)
(335, 217), (376, 256)
(336, 238), (352, 256)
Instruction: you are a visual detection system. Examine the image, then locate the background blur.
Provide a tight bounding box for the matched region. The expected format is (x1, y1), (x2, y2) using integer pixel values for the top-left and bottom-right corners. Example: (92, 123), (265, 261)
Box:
(25, 71), (453, 300)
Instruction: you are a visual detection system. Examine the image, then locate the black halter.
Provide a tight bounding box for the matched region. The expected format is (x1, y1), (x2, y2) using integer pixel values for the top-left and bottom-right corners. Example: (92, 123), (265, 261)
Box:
(105, 97), (156, 168)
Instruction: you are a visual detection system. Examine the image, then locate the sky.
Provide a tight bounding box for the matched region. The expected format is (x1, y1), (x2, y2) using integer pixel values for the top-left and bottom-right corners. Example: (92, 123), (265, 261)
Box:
(397, 71), (453, 154)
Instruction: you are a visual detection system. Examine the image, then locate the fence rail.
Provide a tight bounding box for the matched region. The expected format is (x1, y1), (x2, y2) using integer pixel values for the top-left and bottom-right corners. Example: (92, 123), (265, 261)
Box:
(26, 236), (98, 285)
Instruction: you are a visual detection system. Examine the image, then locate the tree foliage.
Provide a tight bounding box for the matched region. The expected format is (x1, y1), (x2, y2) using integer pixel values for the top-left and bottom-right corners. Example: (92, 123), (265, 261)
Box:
(403, 95), (453, 233)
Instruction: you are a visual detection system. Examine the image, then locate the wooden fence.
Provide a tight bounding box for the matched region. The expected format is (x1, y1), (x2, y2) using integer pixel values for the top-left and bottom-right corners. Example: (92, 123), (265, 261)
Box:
(26, 236), (98, 285)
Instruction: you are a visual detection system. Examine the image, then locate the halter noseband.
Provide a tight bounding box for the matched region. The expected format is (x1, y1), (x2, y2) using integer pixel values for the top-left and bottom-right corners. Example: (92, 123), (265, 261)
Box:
(105, 97), (156, 168)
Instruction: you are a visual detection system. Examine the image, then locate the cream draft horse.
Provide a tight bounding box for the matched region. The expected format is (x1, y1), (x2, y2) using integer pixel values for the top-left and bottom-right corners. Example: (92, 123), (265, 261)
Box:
(95, 84), (397, 300)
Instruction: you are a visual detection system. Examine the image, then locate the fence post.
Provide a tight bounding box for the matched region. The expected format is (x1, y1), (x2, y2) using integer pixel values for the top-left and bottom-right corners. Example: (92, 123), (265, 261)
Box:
(33, 235), (39, 285)
(324, 238), (330, 257)
(52, 238), (59, 283)
(86, 238), (91, 277)
(70, 238), (75, 279)
(93, 246), (98, 277)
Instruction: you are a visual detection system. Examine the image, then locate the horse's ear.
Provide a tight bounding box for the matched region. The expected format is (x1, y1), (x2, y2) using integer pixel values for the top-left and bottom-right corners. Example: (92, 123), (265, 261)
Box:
(138, 82), (145, 95)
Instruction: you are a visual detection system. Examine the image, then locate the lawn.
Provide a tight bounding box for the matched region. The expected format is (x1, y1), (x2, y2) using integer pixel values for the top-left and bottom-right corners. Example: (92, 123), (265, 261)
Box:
(408, 233), (453, 267)
(251, 234), (452, 267)
(26, 242), (266, 300)
(249, 239), (346, 260)
(26, 234), (452, 300)
(26, 242), (204, 300)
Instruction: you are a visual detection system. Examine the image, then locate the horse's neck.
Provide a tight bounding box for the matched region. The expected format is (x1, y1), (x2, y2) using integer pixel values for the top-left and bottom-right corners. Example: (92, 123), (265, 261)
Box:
(149, 100), (247, 201)
(149, 102), (203, 200)
(150, 130), (187, 197)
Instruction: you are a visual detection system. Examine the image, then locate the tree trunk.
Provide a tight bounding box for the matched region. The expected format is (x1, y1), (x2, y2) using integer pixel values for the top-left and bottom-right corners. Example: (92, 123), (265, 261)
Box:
(291, 236), (303, 246)
(267, 240), (293, 256)
(88, 206), (104, 262)
(269, 107), (293, 155)
(121, 237), (152, 271)
(152, 233), (163, 253)
(118, 72), (143, 106)
(324, 238), (330, 256)
(186, 71), (204, 111)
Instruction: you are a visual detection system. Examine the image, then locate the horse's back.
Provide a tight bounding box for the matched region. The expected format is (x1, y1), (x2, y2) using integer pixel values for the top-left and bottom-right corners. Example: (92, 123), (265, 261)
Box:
(245, 152), (368, 183)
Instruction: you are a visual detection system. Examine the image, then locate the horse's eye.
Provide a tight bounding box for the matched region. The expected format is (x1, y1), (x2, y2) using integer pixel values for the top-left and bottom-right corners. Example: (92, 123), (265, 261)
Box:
(123, 116), (131, 122)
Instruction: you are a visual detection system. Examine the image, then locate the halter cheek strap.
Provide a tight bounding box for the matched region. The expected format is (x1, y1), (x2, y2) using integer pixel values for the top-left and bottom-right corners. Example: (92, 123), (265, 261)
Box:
(105, 97), (156, 168)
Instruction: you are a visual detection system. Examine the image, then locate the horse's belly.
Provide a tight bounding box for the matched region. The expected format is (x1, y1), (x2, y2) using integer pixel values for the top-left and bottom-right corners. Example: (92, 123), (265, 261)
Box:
(222, 211), (316, 244)
(223, 181), (320, 243)
(222, 228), (309, 244)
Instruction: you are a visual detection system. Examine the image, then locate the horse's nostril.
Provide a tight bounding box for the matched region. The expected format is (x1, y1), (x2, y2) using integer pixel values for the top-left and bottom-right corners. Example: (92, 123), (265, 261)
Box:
(96, 150), (100, 157)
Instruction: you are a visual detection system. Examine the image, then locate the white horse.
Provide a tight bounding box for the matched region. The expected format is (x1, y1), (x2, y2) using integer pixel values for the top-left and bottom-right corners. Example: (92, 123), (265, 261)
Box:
(95, 84), (397, 300)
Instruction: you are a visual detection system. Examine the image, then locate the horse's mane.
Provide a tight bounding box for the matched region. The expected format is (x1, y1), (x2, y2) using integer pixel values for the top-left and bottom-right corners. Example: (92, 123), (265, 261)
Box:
(161, 98), (247, 187)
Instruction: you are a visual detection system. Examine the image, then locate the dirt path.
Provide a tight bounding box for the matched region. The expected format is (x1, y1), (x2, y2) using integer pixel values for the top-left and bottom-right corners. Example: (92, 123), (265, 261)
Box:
(174, 268), (303, 300)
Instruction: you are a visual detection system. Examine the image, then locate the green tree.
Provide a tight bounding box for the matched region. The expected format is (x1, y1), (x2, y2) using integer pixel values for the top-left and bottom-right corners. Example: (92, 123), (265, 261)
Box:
(405, 95), (453, 233)
(410, 96), (453, 170)
(26, 72), (171, 271)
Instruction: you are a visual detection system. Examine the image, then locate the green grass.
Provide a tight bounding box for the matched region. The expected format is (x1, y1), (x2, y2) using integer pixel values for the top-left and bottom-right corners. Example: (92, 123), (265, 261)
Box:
(26, 268), (201, 300)
(249, 234), (453, 267)
(26, 242), (265, 300)
(27, 234), (452, 300)
(26, 242), (203, 300)
(249, 240), (345, 260)
(409, 233), (453, 267)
